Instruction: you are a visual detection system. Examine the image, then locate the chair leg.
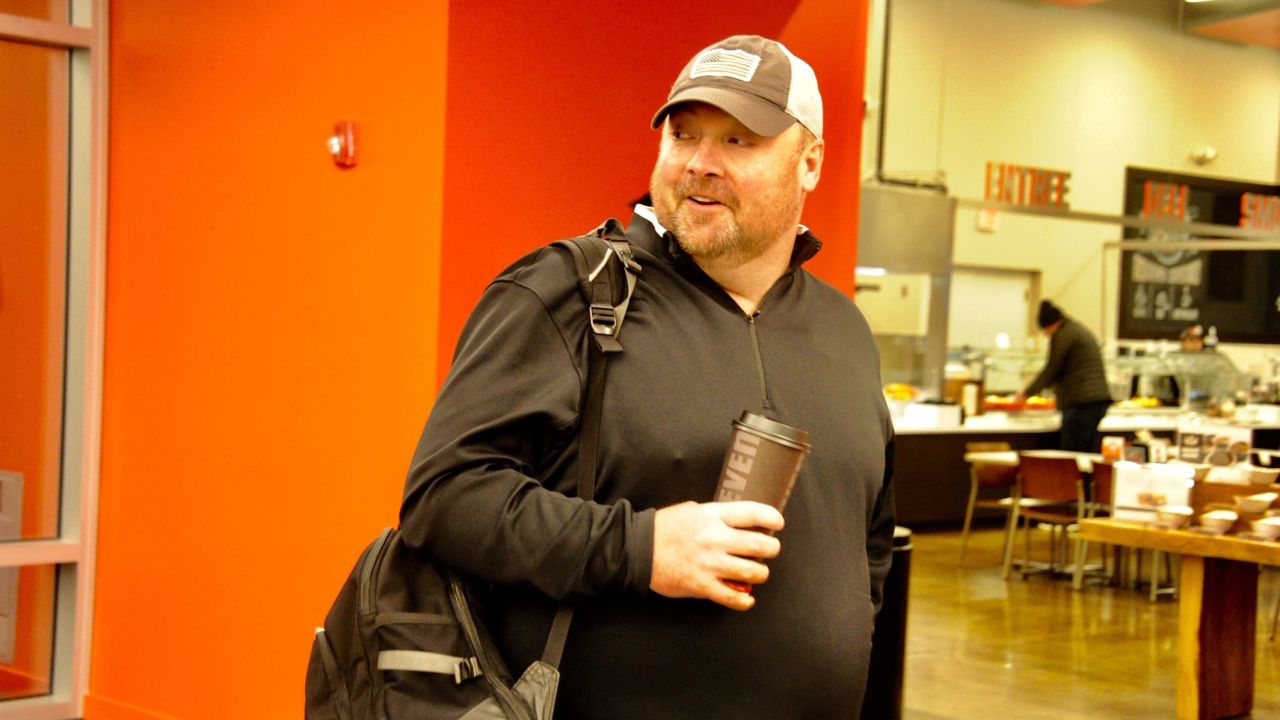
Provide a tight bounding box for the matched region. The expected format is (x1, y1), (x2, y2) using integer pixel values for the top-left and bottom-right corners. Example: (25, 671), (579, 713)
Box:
(1072, 536), (1088, 590)
(1148, 551), (1178, 601)
(1020, 516), (1032, 581)
(1056, 525), (1068, 571)
(959, 481), (980, 567)
(1061, 525), (1072, 569)
(1045, 524), (1055, 574)
(1135, 549), (1147, 589)
(1150, 549), (1160, 602)
(1002, 506), (1020, 581)
(1271, 588), (1280, 642)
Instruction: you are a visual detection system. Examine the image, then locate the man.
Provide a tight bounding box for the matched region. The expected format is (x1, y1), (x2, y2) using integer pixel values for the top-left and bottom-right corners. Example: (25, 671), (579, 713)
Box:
(1019, 299), (1113, 452)
(402, 35), (894, 718)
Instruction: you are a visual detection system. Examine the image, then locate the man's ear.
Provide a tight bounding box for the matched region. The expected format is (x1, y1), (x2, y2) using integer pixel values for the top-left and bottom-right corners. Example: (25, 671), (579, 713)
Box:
(799, 137), (824, 192)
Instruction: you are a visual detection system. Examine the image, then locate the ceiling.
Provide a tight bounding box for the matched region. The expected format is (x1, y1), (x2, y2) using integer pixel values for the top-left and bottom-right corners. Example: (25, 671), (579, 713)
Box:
(1042, 0), (1280, 49)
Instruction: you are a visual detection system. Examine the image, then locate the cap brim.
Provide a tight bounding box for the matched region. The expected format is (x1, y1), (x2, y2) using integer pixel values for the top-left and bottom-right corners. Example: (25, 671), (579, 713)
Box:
(650, 87), (796, 137)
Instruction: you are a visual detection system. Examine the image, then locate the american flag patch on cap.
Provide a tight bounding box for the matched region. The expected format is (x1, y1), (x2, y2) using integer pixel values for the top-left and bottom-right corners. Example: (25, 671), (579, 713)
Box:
(689, 48), (761, 82)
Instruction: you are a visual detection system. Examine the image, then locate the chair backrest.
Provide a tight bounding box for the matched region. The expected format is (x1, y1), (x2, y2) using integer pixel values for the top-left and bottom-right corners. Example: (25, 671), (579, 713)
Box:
(1090, 460), (1115, 507)
(1017, 453), (1084, 502)
(966, 441), (1018, 486)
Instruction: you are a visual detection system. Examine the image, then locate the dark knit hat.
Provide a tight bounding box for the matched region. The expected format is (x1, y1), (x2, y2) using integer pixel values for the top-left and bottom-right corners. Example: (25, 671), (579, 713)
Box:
(1037, 300), (1064, 329)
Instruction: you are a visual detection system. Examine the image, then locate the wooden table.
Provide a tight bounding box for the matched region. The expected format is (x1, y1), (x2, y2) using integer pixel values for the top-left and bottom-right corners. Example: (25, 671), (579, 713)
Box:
(1077, 519), (1280, 719)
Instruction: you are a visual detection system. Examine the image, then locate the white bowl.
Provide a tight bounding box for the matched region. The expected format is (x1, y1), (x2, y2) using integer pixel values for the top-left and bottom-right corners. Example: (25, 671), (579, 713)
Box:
(1199, 509), (1239, 534)
(1155, 505), (1193, 529)
(1236, 492), (1278, 514)
(1250, 516), (1280, 541)
(1240, 464), (1280, 487)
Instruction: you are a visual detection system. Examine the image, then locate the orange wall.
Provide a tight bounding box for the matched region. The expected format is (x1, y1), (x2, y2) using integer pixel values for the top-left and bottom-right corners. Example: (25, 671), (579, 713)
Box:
(92, 2), (447, 717)
(94, 1), (866, 717)
(437, 0), (869, 382)
(779, 0), (869, 294)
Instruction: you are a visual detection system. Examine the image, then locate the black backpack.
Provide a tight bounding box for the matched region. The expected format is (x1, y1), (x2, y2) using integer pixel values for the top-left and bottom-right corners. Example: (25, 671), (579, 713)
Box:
(305, 221), (640, 720)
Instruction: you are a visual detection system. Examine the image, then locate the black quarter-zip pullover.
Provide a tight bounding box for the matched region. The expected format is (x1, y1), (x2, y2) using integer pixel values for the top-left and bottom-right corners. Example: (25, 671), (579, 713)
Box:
(401, 208), (895, 719)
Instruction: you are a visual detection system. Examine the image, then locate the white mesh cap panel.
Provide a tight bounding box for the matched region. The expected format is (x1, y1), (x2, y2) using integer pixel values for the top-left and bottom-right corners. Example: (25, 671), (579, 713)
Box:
(777, 43), (823, 138)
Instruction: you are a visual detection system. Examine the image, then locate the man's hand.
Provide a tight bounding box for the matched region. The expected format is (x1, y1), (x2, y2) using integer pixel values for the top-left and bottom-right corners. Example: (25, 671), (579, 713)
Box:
(649, 501), (784, 611)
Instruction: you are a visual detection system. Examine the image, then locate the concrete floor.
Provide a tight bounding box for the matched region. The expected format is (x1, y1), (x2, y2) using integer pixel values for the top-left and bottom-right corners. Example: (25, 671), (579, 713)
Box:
(902, 525), (1280, 719)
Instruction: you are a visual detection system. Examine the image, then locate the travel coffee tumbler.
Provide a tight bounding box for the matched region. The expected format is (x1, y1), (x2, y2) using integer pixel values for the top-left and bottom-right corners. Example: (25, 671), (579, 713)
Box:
(713, 411), (812, 592)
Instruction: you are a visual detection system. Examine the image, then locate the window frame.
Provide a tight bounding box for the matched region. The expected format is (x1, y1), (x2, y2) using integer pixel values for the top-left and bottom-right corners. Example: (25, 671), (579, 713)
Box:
(0, 1), (106, 717)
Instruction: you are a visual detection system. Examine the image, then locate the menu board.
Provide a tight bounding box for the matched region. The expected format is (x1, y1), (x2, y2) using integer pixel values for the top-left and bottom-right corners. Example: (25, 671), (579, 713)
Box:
(1118, 167), (1280, 343)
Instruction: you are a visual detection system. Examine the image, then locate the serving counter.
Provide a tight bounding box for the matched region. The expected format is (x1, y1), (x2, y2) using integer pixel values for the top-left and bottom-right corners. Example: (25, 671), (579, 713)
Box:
(892, 415), (1057, 524)
(890, 406), (1280, 525)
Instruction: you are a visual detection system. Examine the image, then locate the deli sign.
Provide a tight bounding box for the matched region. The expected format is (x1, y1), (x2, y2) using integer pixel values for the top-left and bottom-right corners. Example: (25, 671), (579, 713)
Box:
(1241, 192), (1280, 232)
(984, 161), (1071, 210)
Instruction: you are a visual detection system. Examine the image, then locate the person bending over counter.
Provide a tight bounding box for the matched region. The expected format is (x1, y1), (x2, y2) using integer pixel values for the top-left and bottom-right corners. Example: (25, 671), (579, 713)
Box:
(1017, 299), (1113, 452)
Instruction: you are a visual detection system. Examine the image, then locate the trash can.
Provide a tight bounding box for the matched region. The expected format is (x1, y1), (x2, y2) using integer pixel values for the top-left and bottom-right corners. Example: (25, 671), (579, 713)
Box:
(859, 525), (912, 720)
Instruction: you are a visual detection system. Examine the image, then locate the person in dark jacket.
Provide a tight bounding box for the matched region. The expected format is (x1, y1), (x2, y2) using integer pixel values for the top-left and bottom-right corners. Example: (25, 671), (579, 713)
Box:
(401, 35), (894, 719)
(1019, 299), (1113, 452)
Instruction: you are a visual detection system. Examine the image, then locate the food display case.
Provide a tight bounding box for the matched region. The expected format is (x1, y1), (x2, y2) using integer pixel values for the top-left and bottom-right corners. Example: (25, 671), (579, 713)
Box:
(980, 349), (1048, 396)
(941, 348), (986, 416)
(1106, 352), (1180, 411)
(939, 347), (1057, 415)
(1107, 350), (1247, 413)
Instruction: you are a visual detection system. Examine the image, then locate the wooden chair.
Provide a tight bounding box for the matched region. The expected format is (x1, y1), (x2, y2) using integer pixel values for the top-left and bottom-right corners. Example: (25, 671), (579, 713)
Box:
(960, 441), (1020, 567)
(1006, 453), (1087, 580)
(1071, 459), (1115, 589)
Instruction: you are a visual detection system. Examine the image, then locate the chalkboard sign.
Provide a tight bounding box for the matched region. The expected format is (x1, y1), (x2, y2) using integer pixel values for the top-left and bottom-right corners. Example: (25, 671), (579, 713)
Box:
(1118, 167), (1280, 343)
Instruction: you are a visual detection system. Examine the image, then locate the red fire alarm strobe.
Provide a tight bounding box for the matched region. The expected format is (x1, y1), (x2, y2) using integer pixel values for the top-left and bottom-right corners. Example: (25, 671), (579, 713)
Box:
(328, 121), (358, 169)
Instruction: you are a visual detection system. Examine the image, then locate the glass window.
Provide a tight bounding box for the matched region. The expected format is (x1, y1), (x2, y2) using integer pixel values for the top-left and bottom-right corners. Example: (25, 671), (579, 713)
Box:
(0, 1), (67, 23)
(0, 563), (55, 701)
(0, 39), (69, 541)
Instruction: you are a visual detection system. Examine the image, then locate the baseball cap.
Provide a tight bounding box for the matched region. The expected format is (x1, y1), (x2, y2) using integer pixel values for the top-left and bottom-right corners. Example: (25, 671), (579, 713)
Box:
(651, 35), (823, 139)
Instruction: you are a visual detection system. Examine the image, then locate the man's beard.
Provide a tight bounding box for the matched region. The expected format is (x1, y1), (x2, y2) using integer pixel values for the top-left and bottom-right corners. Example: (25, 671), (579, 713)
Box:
(650, 172), (802, 266)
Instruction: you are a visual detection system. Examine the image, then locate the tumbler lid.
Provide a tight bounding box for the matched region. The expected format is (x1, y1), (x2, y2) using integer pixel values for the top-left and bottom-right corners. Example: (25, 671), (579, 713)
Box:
(735, 411), (812, 450)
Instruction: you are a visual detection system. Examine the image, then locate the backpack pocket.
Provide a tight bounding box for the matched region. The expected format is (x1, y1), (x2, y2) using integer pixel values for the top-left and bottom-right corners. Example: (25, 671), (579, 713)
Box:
(305, 628), (353, 720)
(376, 612), (494, 720)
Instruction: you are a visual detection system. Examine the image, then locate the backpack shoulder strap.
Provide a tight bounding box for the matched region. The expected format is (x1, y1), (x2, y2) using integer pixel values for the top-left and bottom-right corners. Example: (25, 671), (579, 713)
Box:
(541, 218), (641, 670)
(552, 218), (641, 354)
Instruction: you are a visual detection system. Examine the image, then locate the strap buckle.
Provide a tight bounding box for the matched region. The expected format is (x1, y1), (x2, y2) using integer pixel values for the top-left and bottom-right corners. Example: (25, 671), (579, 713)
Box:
(589, 303), (617, 337)
(454, 656), (483, 684)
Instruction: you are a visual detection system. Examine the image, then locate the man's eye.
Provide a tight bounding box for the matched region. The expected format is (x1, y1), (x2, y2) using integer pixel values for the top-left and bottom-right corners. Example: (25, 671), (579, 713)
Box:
(727, 136), (752, 146)
(671, 129), (692, 140)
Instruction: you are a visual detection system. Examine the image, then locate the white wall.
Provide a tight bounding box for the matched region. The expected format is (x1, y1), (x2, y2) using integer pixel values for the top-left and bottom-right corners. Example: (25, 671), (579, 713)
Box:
(879, 0), (1280, 348)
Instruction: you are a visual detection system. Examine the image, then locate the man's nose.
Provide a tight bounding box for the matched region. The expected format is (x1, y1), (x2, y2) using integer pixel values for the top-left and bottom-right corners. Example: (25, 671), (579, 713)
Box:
(684, 140), (724, 177)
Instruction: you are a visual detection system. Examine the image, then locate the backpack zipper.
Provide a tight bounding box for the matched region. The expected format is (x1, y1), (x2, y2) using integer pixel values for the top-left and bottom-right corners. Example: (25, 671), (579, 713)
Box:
(448, 573), (536, 720)
(747, 314), (772, 411)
